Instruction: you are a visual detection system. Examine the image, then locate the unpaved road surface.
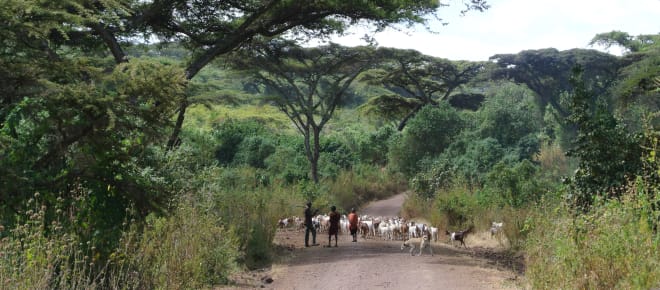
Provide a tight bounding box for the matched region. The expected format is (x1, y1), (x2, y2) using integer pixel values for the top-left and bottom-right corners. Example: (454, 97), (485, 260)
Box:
(224, 193), (524, 289)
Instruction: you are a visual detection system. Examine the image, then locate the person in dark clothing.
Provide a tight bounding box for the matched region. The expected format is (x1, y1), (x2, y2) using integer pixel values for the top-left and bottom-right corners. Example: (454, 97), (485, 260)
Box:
(327, 205), (340, 247)
(304, 201), (319, 247)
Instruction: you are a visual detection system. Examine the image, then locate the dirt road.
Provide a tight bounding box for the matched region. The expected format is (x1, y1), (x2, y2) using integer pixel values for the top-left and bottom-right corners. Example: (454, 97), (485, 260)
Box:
(229, 193), (523, 289)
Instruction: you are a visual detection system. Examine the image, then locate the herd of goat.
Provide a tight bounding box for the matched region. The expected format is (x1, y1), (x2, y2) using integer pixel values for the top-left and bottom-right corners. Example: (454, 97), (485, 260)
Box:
(278, 215), (504, 249)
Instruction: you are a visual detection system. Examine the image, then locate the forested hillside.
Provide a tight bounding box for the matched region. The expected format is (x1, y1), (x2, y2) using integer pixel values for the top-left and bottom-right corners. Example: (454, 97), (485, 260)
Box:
(1, 0), (658, 288)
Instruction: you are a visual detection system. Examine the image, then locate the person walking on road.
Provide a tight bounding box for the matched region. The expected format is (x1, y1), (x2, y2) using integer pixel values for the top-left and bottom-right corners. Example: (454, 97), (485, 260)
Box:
(326, 205), (340, 247)
(348, 208), (358, 242)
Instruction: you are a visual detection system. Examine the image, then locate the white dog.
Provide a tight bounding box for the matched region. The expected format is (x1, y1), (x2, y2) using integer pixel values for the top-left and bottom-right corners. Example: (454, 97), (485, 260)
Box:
(400, 233), (433, 256)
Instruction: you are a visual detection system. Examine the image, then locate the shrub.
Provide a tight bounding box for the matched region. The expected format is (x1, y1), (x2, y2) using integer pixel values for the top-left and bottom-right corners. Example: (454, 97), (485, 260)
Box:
(410, 156), (455, 198)
(232, 136), (277, 168)
(433, 186), (478, 229)
(265, 144), (310, 184)
(388, 104), (465, 177)
(356, 125), (396, 166)
(213, 119), (268, 165)
(480, 160), (544, 208)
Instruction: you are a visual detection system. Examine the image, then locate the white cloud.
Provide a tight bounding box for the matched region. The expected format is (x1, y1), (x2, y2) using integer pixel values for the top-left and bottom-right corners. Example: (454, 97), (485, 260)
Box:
(327, 0), (660, 61)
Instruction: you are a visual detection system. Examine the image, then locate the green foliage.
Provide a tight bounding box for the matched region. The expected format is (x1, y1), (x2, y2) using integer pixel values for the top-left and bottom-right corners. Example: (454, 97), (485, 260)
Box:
(233, 136), (277, 169)
(1, 57), (187, 257)
(212, 119), (270, 166)
(480, 160), (544, 208)
(452, 137), (507, 183)
(476, 83), (541, 150)
(410, 155), (456, 198)
(608, 33), (660, 122)
(388, 103), (465, 177)
(357, 125), (396, 166)
(265, 143), (310, 184)
(489, 48), (622, 120)
(564, 67), (644, 209)
(433, 186), (478, 229)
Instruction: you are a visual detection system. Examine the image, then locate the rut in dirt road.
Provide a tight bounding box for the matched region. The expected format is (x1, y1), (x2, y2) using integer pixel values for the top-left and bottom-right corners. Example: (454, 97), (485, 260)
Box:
(268, 193), (521, 290)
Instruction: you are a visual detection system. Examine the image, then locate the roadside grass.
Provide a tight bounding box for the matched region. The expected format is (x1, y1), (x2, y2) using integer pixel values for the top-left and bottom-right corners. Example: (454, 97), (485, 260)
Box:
(525, 181), (660, 289)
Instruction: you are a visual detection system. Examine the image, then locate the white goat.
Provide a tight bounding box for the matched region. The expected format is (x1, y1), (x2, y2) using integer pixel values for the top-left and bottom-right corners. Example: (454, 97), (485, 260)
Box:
(490, 222), (504, 237)
(429, 226), (439, 242)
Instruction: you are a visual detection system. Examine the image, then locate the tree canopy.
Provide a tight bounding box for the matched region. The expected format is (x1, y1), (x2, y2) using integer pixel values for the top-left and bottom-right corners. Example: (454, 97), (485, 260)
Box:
(359, 48), (483, 130)
(489, 48), (621, 118)
(229, 40), (375, 182)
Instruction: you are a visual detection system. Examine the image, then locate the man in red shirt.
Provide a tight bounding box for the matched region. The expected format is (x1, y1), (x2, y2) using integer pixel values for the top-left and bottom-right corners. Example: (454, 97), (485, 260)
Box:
(348, 208), (358, 242)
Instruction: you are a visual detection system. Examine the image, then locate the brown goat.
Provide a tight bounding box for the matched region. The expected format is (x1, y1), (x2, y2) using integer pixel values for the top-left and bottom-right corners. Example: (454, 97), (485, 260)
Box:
(445, 226), (473, 248)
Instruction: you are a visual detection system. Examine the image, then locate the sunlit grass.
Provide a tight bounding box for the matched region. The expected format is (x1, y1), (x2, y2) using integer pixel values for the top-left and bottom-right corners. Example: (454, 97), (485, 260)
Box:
(184, 104), (294, 133)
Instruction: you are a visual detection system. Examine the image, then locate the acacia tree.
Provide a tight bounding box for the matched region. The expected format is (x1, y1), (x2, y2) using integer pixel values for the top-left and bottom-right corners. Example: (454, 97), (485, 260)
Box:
(141, 0), (490, 149)
(488, 48), (622, 118)
(230, 41), (375, 183)
(359, 48), (483, 130)
(0, 0), (489, 245)
(0, 0), (488, 202)
(589, 31), (660, 54)
(590, 31), (660, 114)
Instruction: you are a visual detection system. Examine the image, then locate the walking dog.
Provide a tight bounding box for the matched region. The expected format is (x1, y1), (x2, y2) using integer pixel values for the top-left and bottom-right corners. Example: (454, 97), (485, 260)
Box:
(400, 231), (433, 256)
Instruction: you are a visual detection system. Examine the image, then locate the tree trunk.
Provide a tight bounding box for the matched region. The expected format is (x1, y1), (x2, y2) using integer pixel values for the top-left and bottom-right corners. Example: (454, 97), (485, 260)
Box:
(397, 104), (425, 131)
(167, 100), (188, 149)
(310, 126), (321, 183)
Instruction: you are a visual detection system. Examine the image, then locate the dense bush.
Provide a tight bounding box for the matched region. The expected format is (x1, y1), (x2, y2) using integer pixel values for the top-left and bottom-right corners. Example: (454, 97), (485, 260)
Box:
(388, 104), (465, 177)
(213, 119), (269, 166)
(265, 145), (310, 184)
(356, 125), (396, 166)
(478, 160), (545, 208)
(476, 83), (542, 149)
(433, 186), (478, 229)
(564, 69), (644, 209)
(232, 136), (277, 169)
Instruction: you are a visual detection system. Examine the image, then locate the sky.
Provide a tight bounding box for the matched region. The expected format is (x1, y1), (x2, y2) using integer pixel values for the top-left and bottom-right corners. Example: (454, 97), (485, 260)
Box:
(325, 0), (660, 61)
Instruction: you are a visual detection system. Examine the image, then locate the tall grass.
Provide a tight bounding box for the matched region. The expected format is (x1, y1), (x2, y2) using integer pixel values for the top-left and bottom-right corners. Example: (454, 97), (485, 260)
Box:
(0, 193), (101, 289)
(0, 164), (308, 288)
(534, 142), (575, 189)
(525, 180), (660, 289)
(201, 165), (306, 269)
(402, 181), (534, 252)
(0, 191), (243, 289)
